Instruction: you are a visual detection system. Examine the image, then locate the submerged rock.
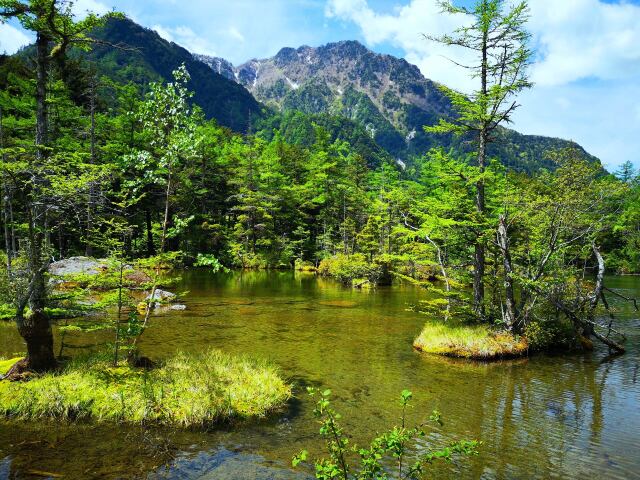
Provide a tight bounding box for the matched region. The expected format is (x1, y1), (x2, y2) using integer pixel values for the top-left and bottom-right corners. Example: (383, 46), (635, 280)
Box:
(147, 289), (177, 302)
(170, 304), (187, 311)
(144, 289), (178, 309)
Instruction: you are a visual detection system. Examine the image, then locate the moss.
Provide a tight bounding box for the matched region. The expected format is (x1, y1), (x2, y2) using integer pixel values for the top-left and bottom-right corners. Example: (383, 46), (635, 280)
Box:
(0, 350), (291, 427)
(413, 322), (528, 360)
(0, 358), (23, 376)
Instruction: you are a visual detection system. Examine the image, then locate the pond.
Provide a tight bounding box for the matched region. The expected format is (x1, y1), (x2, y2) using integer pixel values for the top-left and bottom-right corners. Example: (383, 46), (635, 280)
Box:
(1, 271), (639, 479)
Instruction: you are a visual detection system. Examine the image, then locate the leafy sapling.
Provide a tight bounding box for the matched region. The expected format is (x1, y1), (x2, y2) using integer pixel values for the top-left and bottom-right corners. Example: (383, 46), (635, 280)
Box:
(293, 388), (479, 479)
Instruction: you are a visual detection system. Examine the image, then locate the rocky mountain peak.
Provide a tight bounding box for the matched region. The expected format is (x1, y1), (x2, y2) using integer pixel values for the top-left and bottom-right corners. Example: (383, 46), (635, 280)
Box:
(192, 54), (237, 82)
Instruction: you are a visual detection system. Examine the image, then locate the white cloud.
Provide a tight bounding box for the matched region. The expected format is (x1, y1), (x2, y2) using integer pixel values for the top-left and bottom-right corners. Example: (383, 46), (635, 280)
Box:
(326, 0), (477, 92)
(227, 26), (245, 43)
(528, 0), (640, 86)
(71, 0), (111, 18)
(152, 24), (218, 56)
(326, 0), (640, 89)
(112, 0), (332, 65)
(152, 23), (174, 42)
(0, 23), (31, 54)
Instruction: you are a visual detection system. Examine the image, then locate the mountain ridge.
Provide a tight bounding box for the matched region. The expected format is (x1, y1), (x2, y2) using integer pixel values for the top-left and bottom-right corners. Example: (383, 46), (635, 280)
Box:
(58, 16), (599, 172)
(195, 40), (599, 172)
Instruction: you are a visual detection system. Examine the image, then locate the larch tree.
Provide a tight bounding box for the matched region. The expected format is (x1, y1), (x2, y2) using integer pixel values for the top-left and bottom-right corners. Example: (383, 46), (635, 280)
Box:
(425, 0), (532, 320)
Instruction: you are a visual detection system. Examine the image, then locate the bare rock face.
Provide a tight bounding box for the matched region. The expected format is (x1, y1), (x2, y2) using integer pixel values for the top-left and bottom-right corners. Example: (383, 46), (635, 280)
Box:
(49, 257), (107, 276)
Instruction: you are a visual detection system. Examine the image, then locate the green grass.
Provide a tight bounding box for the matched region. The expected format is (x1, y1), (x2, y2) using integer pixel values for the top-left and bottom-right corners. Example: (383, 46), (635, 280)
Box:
(0, 350), (291, 427)
(0, 357), (22, 376)
(413, 322), (528, 360)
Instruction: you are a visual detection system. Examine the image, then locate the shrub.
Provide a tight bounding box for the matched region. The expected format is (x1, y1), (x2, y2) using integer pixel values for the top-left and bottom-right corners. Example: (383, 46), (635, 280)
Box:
(524, 319), (575, 351)
(317, 254), (383, 286)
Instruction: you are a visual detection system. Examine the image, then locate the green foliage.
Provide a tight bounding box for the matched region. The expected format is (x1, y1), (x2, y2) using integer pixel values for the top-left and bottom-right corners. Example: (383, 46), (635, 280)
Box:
(317, 254), (383, 286)
(293, 388), (479, 479)
(194, 253), (228, 273)
(524, 320), (574, 351)
(0, 4), (633, 360)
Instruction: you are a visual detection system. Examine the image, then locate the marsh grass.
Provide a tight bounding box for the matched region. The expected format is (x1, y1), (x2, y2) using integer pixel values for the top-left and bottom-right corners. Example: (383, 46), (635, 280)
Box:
(413, 322), (528, 360)
(0, 350), (291, 427)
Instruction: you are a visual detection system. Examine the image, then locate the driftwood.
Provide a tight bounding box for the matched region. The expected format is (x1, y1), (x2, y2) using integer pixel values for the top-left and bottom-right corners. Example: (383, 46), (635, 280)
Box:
(0, 358), (29, 381)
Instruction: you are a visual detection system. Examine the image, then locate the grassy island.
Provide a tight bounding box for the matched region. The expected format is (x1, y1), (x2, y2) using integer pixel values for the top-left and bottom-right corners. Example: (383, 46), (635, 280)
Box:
(0, 350), (291, 428)
(413, 323), (529, 360)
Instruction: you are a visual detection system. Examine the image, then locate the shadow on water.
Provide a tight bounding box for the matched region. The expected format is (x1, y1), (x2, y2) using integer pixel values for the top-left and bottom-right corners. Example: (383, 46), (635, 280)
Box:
(1, 271), (639, 479)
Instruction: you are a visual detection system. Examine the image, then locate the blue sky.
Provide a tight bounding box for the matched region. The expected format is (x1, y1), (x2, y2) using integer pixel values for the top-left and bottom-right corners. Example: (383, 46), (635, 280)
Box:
(1, 0), (640, 171)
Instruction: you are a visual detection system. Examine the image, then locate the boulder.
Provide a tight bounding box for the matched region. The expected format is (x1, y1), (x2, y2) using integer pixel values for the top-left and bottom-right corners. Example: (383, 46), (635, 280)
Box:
(49, 257), (106, 276)
(49, 257), (150, 286)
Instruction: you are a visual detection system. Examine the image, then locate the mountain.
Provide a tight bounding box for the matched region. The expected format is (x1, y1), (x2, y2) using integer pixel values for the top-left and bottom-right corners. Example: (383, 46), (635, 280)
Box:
(197, 41), (599, 172)
(71, 17), (597, 172)
(84, 17), (263, 133)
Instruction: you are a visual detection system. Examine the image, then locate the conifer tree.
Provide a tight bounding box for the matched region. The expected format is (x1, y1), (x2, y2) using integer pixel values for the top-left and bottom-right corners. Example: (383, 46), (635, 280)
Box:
(425, 0), (532, 320)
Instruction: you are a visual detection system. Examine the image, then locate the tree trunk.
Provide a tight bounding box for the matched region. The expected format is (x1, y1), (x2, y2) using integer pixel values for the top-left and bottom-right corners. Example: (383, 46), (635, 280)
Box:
(497, 214), (517, 331)
(17, 31), (56, 372)
(0, 106), (12, 275)
(17, 310), (56, 372)
(160, 171), (172, 253)
(473, 25), (489, 320)
(86, 79), (96, 256)
(145, 208), (155, 256)
(473, 129), (487, 319)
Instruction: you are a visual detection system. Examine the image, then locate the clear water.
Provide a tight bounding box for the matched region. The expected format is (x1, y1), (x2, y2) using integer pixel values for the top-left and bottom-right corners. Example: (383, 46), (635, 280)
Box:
(0, 271), (639, 479)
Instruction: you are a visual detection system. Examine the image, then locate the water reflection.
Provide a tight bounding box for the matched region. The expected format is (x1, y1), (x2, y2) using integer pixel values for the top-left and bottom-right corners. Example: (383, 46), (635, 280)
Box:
(0, 271), (638, 479)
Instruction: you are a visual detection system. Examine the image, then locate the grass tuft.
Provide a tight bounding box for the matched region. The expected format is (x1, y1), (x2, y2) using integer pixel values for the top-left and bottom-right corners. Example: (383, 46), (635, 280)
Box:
(0, 349), (291, 427)
(0, 357), (22, 376)
(413, 322), (528, 360)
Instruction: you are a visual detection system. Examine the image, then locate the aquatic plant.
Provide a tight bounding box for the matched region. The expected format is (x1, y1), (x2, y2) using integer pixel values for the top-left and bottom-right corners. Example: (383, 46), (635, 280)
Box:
(413, 322), (528, 360)
(0, 349), (291, 427)
(293, 388), (479, 479)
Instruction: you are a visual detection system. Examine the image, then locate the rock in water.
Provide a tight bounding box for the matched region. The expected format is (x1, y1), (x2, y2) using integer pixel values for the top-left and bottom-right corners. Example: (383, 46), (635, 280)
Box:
(146, 289), (178, 308)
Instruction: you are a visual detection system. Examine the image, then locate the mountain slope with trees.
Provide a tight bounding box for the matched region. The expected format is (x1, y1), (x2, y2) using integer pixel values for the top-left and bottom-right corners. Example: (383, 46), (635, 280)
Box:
(84, 17), (264, 133)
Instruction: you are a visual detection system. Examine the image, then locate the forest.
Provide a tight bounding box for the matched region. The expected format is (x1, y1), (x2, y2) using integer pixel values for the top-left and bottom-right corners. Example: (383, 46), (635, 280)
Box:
(0, 1), (639, 479)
